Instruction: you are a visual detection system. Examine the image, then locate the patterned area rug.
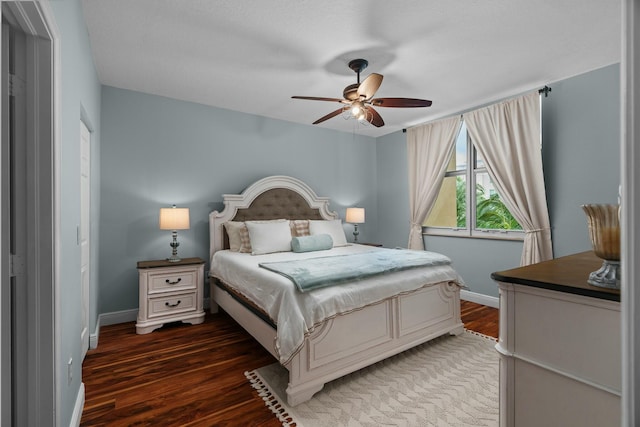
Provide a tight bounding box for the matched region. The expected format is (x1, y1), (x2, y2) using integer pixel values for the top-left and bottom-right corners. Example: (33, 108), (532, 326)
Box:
(245, 331), (499, 427)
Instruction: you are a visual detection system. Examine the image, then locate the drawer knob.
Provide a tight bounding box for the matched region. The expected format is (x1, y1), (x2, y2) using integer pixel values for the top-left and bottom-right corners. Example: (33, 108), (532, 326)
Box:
(165, 300), (181, 308)
(165, 277), (182, 285)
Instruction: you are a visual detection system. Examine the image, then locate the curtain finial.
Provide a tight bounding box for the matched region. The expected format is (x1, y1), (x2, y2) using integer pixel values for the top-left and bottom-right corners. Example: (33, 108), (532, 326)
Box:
(538, 86), (552, 97)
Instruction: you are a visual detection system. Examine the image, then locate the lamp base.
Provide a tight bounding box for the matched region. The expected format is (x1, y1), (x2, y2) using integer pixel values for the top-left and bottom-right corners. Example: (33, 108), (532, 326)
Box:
(588, 260), (620, 289)
(352, 224), (359, 243)
(167, 232), (181, 262)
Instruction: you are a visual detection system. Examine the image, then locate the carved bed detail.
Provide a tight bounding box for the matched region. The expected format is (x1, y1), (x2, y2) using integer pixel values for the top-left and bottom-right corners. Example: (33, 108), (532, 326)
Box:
(208, 175), (464, 406)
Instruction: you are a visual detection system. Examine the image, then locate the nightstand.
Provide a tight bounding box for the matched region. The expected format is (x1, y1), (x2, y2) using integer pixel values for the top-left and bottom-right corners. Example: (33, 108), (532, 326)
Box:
(136, 257), (205, 334)
(359, 242), (383, 247)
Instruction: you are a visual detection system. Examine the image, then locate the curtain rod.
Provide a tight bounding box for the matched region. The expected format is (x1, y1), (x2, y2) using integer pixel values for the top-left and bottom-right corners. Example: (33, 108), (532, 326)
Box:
(403, 85), (552, 134)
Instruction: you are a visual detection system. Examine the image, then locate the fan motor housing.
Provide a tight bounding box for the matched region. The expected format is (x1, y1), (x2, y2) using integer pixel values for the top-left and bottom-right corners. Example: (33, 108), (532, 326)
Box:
(343, 83), (360, 101)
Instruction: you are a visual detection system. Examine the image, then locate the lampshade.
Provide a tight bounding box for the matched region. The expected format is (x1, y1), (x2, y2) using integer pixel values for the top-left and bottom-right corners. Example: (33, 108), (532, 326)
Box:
(159, 206), (190, 230)
(346, 207), (365, 224)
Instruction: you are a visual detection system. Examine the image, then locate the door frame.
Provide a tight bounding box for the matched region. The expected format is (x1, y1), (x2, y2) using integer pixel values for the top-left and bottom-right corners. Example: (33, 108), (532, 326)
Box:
(80, 119), (91, 361)
(0, 2), (59, 426)
(622, 1), (640, 424)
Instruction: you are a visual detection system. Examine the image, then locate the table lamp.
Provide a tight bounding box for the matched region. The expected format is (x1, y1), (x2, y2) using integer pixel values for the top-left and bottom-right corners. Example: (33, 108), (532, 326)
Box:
(159, 205), (190, 262)
(346, 207), (365, 243)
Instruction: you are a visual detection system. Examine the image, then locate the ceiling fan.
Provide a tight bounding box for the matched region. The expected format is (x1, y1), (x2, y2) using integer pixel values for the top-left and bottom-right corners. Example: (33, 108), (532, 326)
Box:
(292, 58), (432, 128)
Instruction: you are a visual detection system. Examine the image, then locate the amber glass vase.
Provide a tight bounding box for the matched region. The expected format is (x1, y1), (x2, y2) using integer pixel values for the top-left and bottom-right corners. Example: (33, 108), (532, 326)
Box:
(581, 204), (620, 289)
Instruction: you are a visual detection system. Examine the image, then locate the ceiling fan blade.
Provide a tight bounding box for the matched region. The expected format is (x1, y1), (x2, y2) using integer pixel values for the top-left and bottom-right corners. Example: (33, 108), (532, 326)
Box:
(357, 73), (383, 100)
(370, 97), (432, 108)
(366, 107), (385, 127)
(292, 96), (346, 103)
(312, 107), (346, 125)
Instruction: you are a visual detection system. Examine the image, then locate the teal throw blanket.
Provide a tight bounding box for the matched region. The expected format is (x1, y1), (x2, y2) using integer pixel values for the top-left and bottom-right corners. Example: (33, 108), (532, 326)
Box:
(259, 248), (452, 292)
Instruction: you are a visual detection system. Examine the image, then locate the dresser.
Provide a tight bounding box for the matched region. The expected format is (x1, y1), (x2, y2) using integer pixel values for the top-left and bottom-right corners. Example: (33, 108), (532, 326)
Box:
(136, 257), (205, 334)
(491, 251), (620, 427)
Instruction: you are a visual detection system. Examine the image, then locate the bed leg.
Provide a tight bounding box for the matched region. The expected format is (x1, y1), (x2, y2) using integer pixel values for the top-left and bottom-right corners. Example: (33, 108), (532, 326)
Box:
(286, 381), (324, 407)
(210, 300), (219, 314)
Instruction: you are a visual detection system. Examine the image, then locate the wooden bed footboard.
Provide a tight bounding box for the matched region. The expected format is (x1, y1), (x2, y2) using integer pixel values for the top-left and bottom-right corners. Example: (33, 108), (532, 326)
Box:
(285, 280), (462, 406)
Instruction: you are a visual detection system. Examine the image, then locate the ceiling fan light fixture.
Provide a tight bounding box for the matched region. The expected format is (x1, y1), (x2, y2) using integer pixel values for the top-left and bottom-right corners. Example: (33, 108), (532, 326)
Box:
(341, 106), (369, 125)
(351, 101), (364, 117)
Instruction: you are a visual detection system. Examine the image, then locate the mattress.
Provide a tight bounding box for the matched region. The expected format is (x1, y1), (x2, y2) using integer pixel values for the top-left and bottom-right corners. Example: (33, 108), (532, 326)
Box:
(210, 244), (464, 364)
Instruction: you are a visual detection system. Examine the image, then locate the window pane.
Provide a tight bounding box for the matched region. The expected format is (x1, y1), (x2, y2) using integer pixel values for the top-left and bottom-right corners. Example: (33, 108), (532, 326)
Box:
(425, 175), (466, 227)
(475, 147), (485, 169)
(475, 172), (522, 230)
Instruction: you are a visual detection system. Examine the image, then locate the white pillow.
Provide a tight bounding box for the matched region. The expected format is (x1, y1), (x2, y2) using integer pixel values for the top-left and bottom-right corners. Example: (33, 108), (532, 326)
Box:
(245, 219), (292, 255)
(308, 219), (348, 247)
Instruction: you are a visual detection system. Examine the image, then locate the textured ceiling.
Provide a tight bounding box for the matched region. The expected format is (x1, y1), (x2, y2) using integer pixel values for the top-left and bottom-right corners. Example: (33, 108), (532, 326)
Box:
(81, 0), (621, 137)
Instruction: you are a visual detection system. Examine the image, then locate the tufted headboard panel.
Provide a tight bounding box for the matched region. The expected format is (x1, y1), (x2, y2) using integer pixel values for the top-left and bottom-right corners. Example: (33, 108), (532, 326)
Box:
(231, 188), (324, 222)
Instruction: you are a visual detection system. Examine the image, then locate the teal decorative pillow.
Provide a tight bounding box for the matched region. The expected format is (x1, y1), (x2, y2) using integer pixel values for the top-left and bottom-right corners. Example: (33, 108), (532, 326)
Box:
(291, 234), (333, 253)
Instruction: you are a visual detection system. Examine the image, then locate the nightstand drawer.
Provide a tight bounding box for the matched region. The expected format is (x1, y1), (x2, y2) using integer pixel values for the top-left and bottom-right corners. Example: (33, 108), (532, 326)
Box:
(148, 292), (196, 318)
(148, 269), (197, 294)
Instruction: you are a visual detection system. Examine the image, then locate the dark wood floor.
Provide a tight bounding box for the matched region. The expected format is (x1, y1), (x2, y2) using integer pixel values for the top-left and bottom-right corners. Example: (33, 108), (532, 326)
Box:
(80, 300), (498, 426)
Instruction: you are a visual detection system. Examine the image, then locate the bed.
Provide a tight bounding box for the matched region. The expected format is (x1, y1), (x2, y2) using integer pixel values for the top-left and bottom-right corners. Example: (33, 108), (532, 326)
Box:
(208, 175), (464, 406)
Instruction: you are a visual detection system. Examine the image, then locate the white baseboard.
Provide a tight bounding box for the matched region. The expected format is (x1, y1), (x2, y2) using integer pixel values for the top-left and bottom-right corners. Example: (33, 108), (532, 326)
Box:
(89, 316), (100, 349)
(461, 290), (499, 308)
(89, 309), (137, 350)
(99, 308), (138, 326)
(69, 382), (85, 427)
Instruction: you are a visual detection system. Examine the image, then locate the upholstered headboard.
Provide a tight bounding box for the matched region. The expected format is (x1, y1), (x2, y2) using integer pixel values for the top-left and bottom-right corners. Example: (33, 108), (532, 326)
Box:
(230, 188), (324, 222)
(209, 176), (339, 260)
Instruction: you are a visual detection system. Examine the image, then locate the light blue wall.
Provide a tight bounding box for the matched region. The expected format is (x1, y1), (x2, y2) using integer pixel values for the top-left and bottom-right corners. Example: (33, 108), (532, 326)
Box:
(34, 4), (621, 424)
(100, 64), (620, 308)
(376, 64), (620, 298)
(49, 0), (102, 425)
(99, 87), (378, 313)
(542, 63), (620, 256)
(376, 130), (410, 248)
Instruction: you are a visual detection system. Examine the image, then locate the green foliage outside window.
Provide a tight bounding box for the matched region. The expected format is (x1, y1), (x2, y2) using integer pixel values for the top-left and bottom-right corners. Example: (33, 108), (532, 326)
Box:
(456, 177), (466, 227)
(456, 177), (521, 230)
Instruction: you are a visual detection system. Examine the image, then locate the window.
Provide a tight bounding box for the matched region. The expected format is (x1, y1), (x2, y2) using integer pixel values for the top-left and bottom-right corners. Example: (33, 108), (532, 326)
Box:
(424, 121), (523, 239)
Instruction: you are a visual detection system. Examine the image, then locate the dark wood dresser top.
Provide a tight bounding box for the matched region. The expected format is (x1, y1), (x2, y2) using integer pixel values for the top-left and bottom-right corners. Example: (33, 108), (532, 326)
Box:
(491, 251), (620, 302)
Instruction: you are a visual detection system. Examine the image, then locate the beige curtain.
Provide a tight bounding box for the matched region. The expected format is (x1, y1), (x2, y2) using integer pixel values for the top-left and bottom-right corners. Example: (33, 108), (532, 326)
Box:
(407, 116), (461, 249)
(464, 91), (553, 265)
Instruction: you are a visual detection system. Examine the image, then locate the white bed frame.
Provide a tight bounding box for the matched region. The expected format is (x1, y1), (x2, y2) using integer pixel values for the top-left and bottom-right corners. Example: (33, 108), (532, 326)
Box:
(209, 175), (464, 406)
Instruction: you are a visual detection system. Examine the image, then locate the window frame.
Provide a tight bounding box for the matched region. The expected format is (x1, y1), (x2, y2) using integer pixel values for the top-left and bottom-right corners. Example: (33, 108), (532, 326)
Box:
(423, 122), (525, 241)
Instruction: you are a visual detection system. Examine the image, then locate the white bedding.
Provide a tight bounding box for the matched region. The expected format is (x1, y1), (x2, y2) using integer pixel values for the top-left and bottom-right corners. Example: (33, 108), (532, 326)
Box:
(210, 244), (464, 364)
